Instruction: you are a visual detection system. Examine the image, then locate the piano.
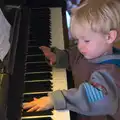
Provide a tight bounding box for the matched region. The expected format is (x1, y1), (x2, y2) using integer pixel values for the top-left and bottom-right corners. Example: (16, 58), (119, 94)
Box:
(0, 0), (76, 120)
(22, 7), (71, 120)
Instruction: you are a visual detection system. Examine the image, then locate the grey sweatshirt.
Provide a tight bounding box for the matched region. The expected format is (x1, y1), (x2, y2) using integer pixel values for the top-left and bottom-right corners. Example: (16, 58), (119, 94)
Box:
(48, 46), (120, 120)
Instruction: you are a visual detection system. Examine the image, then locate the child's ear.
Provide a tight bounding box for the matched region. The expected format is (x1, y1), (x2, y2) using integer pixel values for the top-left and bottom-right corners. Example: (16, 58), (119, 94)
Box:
(106, 30), (117, 44)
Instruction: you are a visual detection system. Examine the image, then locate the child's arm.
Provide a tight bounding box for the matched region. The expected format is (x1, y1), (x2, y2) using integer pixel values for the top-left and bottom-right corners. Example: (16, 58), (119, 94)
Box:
(40, 46), (77, 69)
(50, 47), (70, 68)
(23, 69), (118, 116)
(48, 70), (118, 116)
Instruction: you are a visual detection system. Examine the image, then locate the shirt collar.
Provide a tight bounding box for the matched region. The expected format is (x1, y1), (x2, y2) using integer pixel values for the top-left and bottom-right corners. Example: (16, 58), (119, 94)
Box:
(88, 47), (120, 64)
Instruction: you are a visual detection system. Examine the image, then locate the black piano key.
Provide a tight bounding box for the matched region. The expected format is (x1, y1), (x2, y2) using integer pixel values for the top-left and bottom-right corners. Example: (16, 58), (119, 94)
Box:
(30, 23), (50, 30)
(31, 14), (50, 19)
(24, 81), (52, 93)
(31, 27), (50, 33)
(27, 40), (50, 47)
(29, 8), (51, 47)
(31, 8), (50, 13)
(32, 17), (50, 21)
(31, 34), (50, 42)
(23, 93), (48, 102)
(28, 40), (38, 46)
(22, 117), (52, 120)
(25, 63), (52, 72)
(25, 67), (52, 73)
(25, 62), (50, 68)
(26, 55), (46, 62)
(31, 14), (50, 22)
(27, 47), (43, 55)
(37, 42), (51, 48)
(30, 20), (50, 31)
(31, 19), (50, 25)
(29, 32), (38, 40)
(31, 14), (50, 20)
(24, 73), (52, 81)
(22, 109), (53, 117)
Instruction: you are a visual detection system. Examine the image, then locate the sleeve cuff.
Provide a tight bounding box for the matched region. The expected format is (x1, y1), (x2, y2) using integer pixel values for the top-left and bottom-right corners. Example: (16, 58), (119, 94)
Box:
(48, 90), (66, 110)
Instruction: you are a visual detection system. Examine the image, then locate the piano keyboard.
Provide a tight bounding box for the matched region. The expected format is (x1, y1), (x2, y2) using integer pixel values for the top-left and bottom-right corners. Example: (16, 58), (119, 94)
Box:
(22, 8), (70, 120)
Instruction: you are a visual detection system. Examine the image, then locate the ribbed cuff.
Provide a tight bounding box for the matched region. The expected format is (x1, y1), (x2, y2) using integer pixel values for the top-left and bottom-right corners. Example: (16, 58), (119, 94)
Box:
(48, 90), (66, 110)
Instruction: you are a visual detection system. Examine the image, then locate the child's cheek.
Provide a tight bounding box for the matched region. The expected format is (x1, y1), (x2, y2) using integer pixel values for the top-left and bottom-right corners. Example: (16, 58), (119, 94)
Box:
(83, 48), (89, 53)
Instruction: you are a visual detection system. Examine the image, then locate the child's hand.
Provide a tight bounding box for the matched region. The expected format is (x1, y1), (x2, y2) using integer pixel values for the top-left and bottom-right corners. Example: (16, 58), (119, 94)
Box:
(23, 96), (53, 112)
(39, 46), (56, 65)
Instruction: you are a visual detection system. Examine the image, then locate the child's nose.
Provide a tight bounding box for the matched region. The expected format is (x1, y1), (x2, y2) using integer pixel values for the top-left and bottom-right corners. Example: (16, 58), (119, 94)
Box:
(78, 43), (86, 51)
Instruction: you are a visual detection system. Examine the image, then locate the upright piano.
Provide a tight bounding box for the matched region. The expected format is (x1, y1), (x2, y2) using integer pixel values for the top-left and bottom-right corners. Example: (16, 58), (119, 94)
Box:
(1, 0), (76, 120)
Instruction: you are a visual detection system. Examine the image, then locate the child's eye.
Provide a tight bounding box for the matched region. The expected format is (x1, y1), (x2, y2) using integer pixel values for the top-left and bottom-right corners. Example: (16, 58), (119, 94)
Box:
(84, 40), (90, 43)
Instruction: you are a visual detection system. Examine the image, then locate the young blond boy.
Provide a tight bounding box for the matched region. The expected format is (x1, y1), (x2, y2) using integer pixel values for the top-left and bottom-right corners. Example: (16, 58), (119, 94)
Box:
(23, 0), (120, 120)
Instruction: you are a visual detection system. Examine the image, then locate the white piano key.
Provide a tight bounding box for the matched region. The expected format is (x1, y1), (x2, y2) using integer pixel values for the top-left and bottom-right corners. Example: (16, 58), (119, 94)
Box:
(52, 110), (70, 120)
(50, 8), (65, 50)
(50, 7), (70, 120)
(52, 68), (67, 81)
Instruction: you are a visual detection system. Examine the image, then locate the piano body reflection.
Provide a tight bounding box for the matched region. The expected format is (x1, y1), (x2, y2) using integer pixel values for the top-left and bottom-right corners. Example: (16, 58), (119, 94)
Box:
(0, 0), (76, 120)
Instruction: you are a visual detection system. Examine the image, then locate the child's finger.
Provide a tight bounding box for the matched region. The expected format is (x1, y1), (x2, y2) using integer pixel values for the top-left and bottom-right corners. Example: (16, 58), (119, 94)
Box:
(39, 46), (50, 53)
(23, 103), (30, 109)
(50, 57), (55, 65)
(23, 102), (35, 109)
(44, 52), (49, 56)
(36, 108), (42, 112)
(33, 98), (38, 101)
(36, 105), (48, 112)
(27, 105), (39, 112)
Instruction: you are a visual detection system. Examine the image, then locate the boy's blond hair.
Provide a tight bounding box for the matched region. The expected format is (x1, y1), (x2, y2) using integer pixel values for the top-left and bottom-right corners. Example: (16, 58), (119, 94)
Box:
(70, 0), (120, 41)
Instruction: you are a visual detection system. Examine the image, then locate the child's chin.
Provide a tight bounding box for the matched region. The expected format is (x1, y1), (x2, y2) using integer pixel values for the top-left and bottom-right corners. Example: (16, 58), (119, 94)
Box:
(84, 55), (93, 59)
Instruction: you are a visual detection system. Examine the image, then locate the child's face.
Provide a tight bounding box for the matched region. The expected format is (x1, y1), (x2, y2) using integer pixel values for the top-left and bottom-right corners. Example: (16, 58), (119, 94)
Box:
(72, 24), (112, 59)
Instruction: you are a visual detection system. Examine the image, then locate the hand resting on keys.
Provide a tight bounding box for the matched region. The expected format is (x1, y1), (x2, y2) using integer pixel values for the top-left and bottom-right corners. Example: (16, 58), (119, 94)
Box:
(39, 46), (56, 65)
(23, 96), (53, 112)
(23, 46), (56, 112)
